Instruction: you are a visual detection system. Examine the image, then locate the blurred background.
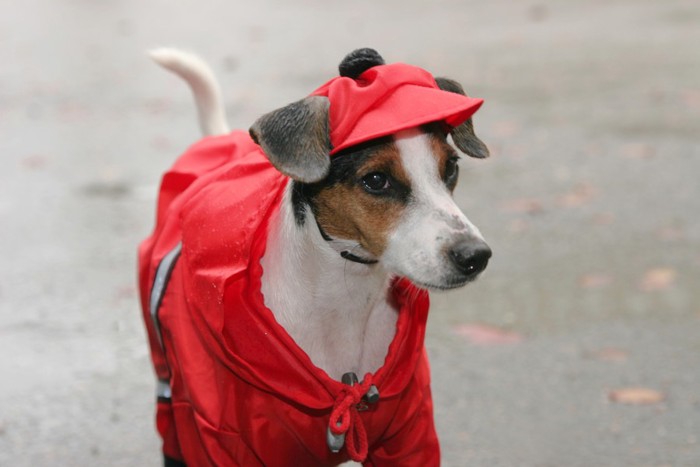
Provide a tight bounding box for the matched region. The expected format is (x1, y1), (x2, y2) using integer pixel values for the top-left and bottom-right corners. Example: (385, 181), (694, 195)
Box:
(1, 0), (698, 465)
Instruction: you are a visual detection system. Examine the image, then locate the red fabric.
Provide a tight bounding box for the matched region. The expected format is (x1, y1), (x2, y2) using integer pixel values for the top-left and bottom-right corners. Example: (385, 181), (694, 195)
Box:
(311, 62), (483, 154)
(328, 372), (374, 461)
(139, 131), (440, 466)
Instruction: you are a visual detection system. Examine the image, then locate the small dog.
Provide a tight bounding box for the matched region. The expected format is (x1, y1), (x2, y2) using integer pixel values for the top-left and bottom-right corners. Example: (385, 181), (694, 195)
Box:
(139, 48), (491, 466)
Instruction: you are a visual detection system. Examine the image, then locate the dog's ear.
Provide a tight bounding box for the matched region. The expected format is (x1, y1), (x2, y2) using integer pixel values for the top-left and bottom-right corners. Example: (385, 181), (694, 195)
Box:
(249, 96), (331, 183)
(434, 77), (489, 159)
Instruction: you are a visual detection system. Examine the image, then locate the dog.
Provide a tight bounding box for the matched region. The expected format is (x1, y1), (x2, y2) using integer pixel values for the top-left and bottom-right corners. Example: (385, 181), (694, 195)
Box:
(138, 47), (491, 466)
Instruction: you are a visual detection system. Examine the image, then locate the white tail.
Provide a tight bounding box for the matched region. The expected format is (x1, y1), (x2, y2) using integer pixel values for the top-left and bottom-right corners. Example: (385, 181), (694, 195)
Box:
(149, 48), (230, 136)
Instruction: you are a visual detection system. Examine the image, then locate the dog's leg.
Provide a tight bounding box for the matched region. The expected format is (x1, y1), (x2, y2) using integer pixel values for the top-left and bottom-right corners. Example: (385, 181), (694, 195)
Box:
(149, 48), (230, 137)
(163, 455), (187, 467)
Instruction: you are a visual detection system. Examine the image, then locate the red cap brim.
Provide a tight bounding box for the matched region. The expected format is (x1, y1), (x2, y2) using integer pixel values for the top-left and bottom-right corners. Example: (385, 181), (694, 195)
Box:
(312, 62), (484, 155)
(329, 86), (483, 154)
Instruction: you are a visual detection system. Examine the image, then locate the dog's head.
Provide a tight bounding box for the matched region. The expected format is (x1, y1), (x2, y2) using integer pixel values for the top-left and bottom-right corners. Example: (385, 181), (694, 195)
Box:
(250, 48), (491, 290)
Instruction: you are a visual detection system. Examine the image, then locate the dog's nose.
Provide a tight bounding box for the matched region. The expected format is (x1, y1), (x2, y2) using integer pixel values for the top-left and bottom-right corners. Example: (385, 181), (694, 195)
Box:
(448, 240), (492, 277)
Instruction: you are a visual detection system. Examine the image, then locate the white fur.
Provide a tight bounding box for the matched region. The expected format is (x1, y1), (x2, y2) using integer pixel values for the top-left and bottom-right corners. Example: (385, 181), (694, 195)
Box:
(150, 48), (229, 136)
(260, 186), (398, 380)
(383, 129), (485, 289)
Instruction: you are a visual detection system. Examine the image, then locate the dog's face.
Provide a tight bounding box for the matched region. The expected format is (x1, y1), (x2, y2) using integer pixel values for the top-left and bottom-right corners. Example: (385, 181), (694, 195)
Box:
(298, 124), (490, 289)
(250, 79), (491, 290)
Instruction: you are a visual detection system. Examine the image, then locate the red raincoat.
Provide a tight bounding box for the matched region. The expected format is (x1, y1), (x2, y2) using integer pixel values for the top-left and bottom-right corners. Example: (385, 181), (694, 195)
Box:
(138, 131), (440, 466)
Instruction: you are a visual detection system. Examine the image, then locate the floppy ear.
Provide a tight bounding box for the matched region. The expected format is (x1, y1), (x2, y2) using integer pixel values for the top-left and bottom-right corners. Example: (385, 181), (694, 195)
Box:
(249, 96), (331, 183)
(434, 77), (489, 159)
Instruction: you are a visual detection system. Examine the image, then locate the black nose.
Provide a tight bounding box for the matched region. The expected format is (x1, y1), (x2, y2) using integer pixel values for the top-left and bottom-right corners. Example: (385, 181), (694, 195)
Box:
(448, 240), (492, 277)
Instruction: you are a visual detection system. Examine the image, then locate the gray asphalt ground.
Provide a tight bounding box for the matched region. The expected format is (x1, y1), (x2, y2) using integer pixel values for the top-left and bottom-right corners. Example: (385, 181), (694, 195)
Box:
(1, 1), (699, 466)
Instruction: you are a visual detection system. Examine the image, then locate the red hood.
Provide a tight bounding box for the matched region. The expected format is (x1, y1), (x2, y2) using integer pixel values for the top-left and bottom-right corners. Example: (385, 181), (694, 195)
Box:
(138, 131), (439, 465)
(139, 131), (431, 409)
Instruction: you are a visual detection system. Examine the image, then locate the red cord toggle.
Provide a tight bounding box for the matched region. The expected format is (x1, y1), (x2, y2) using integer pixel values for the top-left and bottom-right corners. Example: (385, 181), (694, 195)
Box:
(328, 372), (374, 462)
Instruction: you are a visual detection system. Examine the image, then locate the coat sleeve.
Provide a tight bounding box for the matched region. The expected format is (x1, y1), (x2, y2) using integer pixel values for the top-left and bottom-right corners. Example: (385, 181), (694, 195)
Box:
(365, 355), (440, 467)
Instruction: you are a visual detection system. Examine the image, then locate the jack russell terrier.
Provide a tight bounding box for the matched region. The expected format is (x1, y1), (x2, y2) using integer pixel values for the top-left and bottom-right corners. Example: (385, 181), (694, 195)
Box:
(138, 47), (491, 466)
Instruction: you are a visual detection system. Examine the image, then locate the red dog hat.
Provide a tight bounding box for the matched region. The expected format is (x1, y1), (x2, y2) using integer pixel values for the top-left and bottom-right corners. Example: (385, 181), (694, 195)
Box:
(311, 49), (484, 154)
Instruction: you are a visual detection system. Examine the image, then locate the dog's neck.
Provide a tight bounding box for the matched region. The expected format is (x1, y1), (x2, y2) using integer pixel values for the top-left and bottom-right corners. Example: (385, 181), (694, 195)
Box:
(260, 184), (399, 381)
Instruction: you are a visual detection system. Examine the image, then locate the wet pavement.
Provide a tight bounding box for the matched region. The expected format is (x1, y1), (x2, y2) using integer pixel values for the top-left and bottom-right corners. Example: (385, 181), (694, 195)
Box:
(1, 0), (699, 465)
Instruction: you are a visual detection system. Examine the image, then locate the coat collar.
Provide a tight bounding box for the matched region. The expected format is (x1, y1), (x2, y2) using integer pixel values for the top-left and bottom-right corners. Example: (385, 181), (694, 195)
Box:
(176, 137), (431, 409)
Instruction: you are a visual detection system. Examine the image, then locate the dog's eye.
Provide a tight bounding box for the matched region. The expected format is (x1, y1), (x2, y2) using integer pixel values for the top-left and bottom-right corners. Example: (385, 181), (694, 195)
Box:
(361, 172), (391, 193)
(444, 157), (459, 187)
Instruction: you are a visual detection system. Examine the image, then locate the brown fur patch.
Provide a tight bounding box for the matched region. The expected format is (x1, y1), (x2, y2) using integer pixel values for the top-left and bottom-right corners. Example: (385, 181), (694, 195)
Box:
(314, 143), (409, 256)
(428, 132), (459, 191)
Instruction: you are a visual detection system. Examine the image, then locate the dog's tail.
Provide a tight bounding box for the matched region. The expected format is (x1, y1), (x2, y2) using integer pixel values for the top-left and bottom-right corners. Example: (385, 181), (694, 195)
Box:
(149, 48), (230, 137)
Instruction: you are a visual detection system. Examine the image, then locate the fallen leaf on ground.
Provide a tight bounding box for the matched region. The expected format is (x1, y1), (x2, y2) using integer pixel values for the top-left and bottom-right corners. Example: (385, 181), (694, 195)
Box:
(144, 98), (172, 115)
(528, 4), (549, 22)
(57, 101), (89, 120)
(151, 135), (173, 152)
(454, 324), (523, 345)
(557, 183), (598, 208)
(639, 267), (677, 292)
(655, 226), (685, 242)
(621, 143), (655, 159)
(585, 347), (628, 362)
(591, 212), (616, 225)
(499, 198), (543, 214)
(492, 120), (521, 137)
(609, 387), (664, 405)
(508, 219), (529, 233)
(114, 285), (137, 301)
(21, 154), (49, 170)
(681, 89), (700, 110)
(578, 273), (614, 289)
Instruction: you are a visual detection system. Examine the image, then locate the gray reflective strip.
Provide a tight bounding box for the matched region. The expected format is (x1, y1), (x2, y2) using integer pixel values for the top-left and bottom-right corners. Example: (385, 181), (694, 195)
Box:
(149, 242), (183, 352)
(157, 379), (172, 399)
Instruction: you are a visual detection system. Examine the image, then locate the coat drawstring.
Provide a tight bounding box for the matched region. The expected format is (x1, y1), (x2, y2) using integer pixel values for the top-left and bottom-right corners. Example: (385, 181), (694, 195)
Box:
(327, 373), (376, 462)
